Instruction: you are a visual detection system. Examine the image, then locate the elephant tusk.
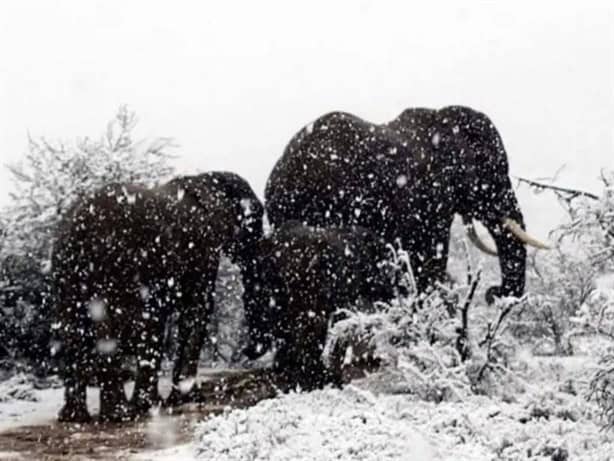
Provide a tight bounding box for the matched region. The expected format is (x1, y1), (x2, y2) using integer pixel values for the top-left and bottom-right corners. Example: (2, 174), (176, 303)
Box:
(502, 218), (551, 250)
(465, 221), (498, 256)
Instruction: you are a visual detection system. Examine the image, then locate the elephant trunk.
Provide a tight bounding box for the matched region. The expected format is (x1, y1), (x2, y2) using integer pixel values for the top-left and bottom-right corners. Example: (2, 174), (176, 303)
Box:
(480, 192), (527, 303)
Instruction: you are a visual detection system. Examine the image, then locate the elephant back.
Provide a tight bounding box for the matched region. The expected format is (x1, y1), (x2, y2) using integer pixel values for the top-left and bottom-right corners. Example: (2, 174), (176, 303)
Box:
(155, 177), (236, 257)
(53, 183), (159, 275)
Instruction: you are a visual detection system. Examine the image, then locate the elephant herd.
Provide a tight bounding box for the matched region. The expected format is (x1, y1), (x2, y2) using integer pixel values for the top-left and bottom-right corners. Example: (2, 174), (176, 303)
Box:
(51, 105), (548, 422)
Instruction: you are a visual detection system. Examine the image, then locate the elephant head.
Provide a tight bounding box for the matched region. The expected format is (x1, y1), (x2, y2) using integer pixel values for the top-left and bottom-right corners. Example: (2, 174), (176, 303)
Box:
(408, 106), (548, 300)
(164, 171), (264, 368)
(167, 171), (264, 261)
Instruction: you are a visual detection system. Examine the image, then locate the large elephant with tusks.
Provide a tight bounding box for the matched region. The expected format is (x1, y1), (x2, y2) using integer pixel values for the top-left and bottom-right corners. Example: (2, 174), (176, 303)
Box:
(266, 106), (548, 303)
(52, 171), (263, 422)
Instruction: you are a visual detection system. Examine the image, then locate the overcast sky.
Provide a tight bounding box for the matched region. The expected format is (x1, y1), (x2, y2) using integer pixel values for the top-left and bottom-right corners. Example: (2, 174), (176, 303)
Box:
(1, 0), (612, 236)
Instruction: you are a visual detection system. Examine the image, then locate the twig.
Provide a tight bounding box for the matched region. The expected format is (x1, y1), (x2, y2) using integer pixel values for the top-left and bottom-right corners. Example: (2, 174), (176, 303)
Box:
(457, 269), (481, 361)
(476, 296), (525, 381)
(515, 176), (599, 200)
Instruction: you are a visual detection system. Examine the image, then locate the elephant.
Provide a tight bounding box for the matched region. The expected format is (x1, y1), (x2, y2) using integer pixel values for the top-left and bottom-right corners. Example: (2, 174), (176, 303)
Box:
(52, 171), (263, 422)
(243, 221), (395, 390)
(265, 106), (548, 304)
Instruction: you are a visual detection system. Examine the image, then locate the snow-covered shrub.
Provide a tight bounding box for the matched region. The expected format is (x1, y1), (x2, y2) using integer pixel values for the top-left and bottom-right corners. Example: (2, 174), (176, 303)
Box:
(1, 106), (174, 267)
(505, 172), (613, 357)
(518, 248), (597, 355)
(203, 256), (249, 366)
(572, 276), (614, 341)
(0, 373), (39, 402)
(324, 245), (523, 402)
(0, 107), (175, 366)
(523, 171), (614, 427)
(558, 171), (614, 268)
(585, 277), (614, 429)
(590, 347), (614, 430)
(194, 385), (435, 461)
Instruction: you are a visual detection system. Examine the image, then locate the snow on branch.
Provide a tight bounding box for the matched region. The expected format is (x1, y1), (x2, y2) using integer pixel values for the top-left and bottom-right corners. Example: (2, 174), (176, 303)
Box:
(515, 176), (599, 201)
(0, 106), (176, 264)
(323, 244), (522, 402)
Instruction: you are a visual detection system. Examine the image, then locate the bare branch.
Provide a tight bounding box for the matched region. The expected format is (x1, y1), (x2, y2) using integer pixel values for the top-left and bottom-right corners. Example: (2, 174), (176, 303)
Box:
(515, 176), (599, 201)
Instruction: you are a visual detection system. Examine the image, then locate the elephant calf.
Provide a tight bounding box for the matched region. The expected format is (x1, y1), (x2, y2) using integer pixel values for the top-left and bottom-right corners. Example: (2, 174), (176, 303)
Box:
(244, 222), (394, 390)
(52, 172), (263, 422)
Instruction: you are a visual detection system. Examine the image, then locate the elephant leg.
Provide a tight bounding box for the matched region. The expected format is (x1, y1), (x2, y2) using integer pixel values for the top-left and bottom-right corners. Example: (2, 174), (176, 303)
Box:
(99, 354), (132, 422)
(304, 324), (340, 389)
(405, 219), (454, 309)
(55, 283), (93, 422)
(58, 345), (91, 423)
(167, 307), (209, 405)
(276, 336), (329, 391)
(275, 312), (335, 391)
(94, 296), (132, 422)
(167, 277), (214, 406)
(130, 315), (164, 416)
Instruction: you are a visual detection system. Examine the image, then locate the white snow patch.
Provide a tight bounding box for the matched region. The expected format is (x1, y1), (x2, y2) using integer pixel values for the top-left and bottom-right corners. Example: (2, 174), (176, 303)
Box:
(88, 298), (107, 321)
(193, 386), (434, 460)
(131, 443), (194, 461)
(0, 374), (38, 403)
(0, 382), (97, 432)
(240, 198), (253, 216)
(396, 174), (408, 188)
(178, 377), (196, 394)
(97, 338), (118, 354)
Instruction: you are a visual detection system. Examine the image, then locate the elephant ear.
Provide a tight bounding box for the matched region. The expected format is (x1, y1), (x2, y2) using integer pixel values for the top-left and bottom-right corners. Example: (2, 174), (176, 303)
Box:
(168, 174), (227, 211)
(202, 172), (265, 240)
(437, 106), (508, 170)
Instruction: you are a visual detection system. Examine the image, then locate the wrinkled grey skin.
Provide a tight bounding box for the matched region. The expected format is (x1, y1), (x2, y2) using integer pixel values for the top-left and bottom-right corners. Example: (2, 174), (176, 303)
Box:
(244, 222), (394, 390)
(52, 171), (263, 422)
(266, 106), (527, 303)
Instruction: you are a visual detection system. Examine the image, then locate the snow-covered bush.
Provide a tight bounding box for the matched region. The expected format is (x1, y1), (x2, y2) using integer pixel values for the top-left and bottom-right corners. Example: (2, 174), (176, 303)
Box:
(572, 276), (614, 341)
(520, 171), (614, 427)
(0, 107), (175, 366)
(585, 276), (614, 428)
(1, 106), (174, 266)
(590, 346), (614, 430)
(324, 245), (523, 402)
(204, 256), (249, 366)
(503, 172), (612, 357)
(558, 171), (614, 268)
(518, 248), (597, 355)
(194, 385), (435, 461)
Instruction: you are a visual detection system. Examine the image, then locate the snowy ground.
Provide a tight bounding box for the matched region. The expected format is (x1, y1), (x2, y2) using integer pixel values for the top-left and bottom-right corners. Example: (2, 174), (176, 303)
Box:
(135, 349), (614, 461)
(0, 339), (612, 460)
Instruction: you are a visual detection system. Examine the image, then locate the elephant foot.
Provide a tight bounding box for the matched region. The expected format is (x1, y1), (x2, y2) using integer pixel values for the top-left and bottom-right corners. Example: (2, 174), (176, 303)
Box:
(164, 387), (192, 407)
(58, 402), (92, 423)
(129, 393), (162, 417)
(98, 402), (135, 423)
(486, 285), (508, 305)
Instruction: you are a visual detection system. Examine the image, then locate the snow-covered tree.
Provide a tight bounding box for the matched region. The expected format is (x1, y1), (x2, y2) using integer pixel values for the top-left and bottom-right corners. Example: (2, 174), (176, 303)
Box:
(0, 107), (175, 366)
(1, 106), (175, 266)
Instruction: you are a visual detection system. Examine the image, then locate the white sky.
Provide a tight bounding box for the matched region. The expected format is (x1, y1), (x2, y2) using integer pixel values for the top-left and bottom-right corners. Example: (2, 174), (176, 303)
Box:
(1, 0), (613, 236)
